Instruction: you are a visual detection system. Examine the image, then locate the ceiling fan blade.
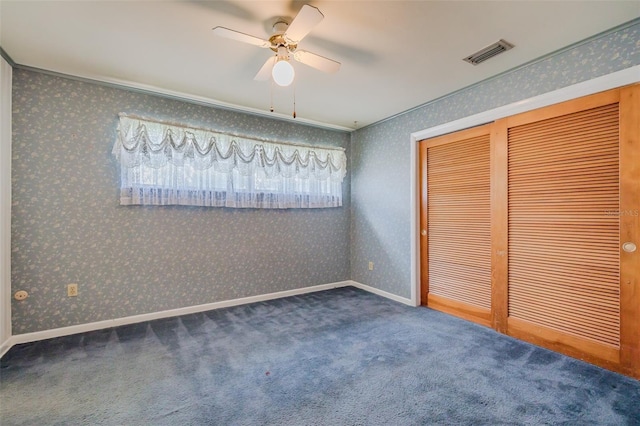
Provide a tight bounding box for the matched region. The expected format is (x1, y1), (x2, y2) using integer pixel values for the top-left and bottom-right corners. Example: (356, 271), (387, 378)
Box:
(293, 50), (341, 74)
(254, 56), (276, 81)
(283, 4), (324, 44)
(212, 27), (271, 48)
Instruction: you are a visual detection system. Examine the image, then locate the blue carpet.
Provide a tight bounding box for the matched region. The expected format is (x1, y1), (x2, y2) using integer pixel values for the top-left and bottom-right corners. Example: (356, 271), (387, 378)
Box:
(1, 287), (639, 425)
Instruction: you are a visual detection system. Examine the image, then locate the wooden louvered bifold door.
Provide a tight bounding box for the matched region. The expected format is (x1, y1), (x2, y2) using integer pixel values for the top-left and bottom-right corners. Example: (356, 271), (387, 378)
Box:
(506, 100), (621, 364)
(420, 125), (492, 326)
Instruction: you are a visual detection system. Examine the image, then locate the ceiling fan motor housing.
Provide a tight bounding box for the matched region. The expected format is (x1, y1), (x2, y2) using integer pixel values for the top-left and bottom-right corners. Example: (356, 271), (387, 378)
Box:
(269, 20), (297, 52)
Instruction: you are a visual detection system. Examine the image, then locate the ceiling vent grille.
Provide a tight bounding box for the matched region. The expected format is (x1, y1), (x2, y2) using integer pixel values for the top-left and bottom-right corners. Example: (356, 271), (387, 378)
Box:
(463, 39), (514, 65)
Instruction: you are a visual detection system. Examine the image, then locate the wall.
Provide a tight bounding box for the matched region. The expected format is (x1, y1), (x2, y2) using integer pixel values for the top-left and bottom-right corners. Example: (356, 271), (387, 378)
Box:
(11, 69), (350, 334)
(351, 21), (640, 299)
(0, 57), (11, 348)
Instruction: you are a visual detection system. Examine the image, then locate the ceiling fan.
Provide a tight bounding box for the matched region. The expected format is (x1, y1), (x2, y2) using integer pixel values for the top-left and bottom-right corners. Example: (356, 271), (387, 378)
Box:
(213, 4), (341, 87)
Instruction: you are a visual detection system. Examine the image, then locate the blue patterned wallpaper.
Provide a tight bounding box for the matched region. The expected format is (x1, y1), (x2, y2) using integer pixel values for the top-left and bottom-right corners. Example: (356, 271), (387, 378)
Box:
(10, 21), (639, 333)
(351, 21), (640, 299)
(11, 70), (350, 334)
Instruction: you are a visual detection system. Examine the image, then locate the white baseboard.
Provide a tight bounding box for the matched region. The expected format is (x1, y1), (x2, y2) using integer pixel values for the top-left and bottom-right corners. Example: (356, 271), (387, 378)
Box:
(1, 281), (352, 357)
(0, 337), (12, 359)
(1, 280), (415, 358)
(349, 280), (416, 306)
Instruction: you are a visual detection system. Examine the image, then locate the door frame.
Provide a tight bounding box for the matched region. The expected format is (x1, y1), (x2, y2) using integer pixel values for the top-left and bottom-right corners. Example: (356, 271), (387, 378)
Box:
(0, 57), (12, 357)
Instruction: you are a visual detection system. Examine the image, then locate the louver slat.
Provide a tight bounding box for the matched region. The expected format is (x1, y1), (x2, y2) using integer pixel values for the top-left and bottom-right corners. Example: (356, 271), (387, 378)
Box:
(427, 132), (492, 316)
(507, 103), (620, 348)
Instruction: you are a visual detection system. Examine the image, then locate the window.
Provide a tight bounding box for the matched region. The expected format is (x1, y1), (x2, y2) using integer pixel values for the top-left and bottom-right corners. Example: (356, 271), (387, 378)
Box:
(112, 114), (346, 209)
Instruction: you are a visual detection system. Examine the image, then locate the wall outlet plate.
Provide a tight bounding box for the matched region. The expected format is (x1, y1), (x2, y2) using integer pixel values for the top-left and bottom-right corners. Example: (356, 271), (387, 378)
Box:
(14, 290), (28, 301)
(67, 283), (78, 297)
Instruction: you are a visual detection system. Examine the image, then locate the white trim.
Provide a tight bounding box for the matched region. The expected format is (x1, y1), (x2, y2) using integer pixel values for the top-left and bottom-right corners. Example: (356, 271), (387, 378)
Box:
(410, 136), (421, 307)
(0, 339), (12, 359)
(350, 280), (414, 306)
(1, 281), (350, 356)
(103, 76), (352, 132)
(409, 65), (640, 306)
(19, 67), (352, 133)
(0, 280), (418, 357)
(0, 57), (12, 357)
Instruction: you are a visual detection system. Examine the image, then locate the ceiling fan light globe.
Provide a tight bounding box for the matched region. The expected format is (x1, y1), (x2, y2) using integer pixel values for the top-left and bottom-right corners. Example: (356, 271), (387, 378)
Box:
(272, 60), (295, 86)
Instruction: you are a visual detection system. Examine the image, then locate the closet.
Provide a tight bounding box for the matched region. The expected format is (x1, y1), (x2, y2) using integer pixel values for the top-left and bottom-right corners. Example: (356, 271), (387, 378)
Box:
(419, 84), (639, 378)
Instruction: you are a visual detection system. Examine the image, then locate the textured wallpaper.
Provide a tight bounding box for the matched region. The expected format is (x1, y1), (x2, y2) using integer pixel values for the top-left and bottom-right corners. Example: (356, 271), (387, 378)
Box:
(351, 21), (640, 299)
(10, 20), (640, 334)
(11, 70), (350, 334)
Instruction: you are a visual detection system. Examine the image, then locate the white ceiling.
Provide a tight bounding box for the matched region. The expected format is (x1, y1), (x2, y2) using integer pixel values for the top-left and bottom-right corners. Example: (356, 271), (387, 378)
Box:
(1, 1), (638, 130)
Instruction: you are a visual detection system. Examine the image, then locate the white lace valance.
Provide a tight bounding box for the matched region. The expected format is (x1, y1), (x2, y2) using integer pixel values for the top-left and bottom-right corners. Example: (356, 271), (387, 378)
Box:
(112, 114), (347, 208)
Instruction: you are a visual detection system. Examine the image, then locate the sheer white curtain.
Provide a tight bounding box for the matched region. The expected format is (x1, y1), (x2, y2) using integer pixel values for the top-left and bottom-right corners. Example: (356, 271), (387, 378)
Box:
(112, 114), (347, 208)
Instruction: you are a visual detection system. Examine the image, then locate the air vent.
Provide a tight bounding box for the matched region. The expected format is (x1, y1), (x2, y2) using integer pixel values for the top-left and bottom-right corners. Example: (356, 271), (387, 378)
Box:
(463, 39), (514, 65)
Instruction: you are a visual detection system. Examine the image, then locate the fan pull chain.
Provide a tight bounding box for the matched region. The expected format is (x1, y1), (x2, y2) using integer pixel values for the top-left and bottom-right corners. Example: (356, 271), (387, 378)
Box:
(270, 79), (274, 113)
(293, 82), (297, 119)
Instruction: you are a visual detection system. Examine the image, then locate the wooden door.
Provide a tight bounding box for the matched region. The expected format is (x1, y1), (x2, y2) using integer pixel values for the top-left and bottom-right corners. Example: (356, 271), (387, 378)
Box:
(501, 87), (639, 375)
(418, 84), (640, 378)
(419, 125), (492, 326)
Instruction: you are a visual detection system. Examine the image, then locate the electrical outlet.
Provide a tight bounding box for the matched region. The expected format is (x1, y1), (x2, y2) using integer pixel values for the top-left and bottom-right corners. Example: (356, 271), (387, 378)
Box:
(67, 283), (78, 297)
(368, 261), (374, 271)
(14, 290), (29, 301)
